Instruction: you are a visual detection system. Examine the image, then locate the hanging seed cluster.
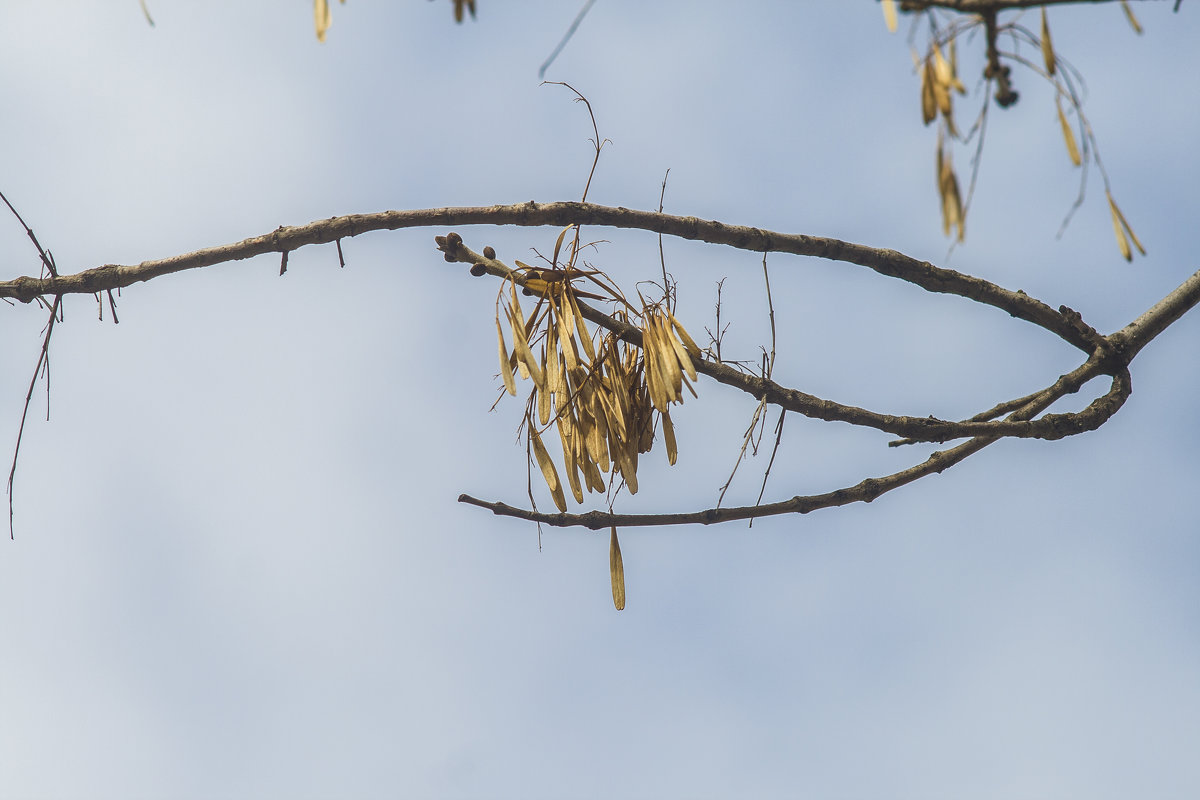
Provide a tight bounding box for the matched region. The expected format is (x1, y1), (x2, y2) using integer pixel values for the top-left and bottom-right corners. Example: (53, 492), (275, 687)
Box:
(887, 3), (1146, 260)
(494, 257), (701, 512)
(914, 36), (968, 244)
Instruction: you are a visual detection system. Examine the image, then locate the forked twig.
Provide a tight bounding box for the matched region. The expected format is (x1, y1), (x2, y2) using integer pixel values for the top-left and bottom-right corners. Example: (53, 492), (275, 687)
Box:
(3, 191), (62, 538)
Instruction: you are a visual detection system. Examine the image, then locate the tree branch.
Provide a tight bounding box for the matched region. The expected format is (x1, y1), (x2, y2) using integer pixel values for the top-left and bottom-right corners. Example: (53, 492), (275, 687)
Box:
(457, 354), (1131, 529)
(1107, 268), (1200, 362)
(0, 202), (1098, 353)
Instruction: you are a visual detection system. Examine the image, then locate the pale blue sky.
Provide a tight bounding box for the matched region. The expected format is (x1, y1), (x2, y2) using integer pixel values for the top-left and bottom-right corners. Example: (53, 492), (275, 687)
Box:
(1, 2), (1198, 798)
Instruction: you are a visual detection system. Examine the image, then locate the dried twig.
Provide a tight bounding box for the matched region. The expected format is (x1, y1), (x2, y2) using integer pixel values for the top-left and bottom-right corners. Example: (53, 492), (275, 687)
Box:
(9, 295), (60, 539)
(538, 0), (597, 79)
(2, 202), (1105, 353)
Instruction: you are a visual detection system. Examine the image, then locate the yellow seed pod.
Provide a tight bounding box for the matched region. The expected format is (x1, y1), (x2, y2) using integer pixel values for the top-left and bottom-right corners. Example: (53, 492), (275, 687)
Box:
(496, 318), (516, 396)
(609, 527), (626, 611)
(530, 427), (566, 512)
(1056, 95), (1082, 167)
(662, 407), (678, 466)
(881, 0), (897, 33)
(1040, 9), (1057, 76)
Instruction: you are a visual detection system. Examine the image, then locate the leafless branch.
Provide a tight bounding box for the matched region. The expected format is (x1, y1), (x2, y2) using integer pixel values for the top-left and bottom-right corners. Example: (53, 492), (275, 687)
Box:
(0, 202), (1101, 352)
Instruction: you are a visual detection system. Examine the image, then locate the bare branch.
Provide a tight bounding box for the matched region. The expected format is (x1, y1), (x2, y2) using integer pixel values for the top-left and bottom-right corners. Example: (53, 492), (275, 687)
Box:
(457, 357), (1131, 530)
(0, 202), (1098, 352)
(1108, 268), (1200, 361)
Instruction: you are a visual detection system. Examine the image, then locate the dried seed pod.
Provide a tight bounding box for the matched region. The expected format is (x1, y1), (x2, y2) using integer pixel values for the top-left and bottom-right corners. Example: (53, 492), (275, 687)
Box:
(661, 312), (697, 382)
(567, 290), (596, 362)
(609, 528), (626, 611)
(932, 43), (952, 89)
(933, 77), (952, 118)
(655, 313), (684, 402)
(920, 62), (937, 125)
(505, 299), (542, 386)
(315, 0), (332, 42)
(643, 336), (669, 413)
(595, 382), (626, 446)
(662, 407), (678, 466)
(1056, 95), (1081, 166)
(617, 443), (639, 494)
(937, 132), (965, 242)
(556, 306), (579, 373)
(668, 312), (702, 359)
(949, 37), (966, 95)
(581, 449), (606, 494)
(1040, 9), (1056, 76)
(496, 318), (517, 396)
(588, 398), (611, 474)
(530, 427), (567, 512)
(1107, 191), (1145, 261)
(881, 0), (897, 33)
(537, 345), (552, 425)
(557, 417), (584, 504)
(547, 337), (562, 396)
(551, 224), (573, 268)
(506, 307), (531, 381)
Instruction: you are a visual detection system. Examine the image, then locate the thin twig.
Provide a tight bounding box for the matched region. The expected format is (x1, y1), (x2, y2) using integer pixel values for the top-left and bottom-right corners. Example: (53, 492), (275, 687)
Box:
(658, 169), (671, 303)
(0, 189), (57, 277)
(761, 251), (776, 377)
(9, 295), (60, 539)
(538, 0), (597, 79)
(707, 278), (728, 363)
(749, 410), (786, 528)
(717, 397), (768, 507)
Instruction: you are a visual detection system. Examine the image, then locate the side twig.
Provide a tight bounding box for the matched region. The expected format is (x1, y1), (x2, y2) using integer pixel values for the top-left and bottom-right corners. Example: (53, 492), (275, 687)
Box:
(9, 295), (60, 539)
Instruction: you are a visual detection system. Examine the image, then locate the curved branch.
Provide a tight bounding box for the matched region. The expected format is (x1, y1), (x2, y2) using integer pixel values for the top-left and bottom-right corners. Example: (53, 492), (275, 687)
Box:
(457, 360), (1131, 529)
(0, 202), (1096, 352)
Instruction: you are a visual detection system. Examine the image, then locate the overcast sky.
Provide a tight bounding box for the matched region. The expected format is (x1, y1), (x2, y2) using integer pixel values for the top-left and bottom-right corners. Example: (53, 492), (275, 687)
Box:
(1, 2), (1198, 798)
